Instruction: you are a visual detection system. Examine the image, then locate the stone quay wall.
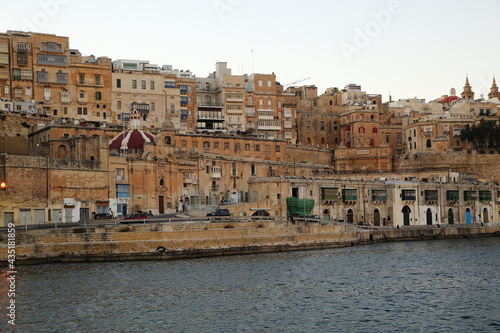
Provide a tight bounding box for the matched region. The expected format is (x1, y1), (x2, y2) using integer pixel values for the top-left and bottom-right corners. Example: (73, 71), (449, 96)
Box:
(1, 221), (499, 265)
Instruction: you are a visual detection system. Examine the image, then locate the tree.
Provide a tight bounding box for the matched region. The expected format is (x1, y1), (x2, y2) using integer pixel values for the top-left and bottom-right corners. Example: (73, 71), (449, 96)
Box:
(460, 118), (500, 153)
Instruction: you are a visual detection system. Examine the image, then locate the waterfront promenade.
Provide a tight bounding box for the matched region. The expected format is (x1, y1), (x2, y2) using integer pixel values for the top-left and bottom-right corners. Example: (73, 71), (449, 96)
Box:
(1, 218), (499, 265)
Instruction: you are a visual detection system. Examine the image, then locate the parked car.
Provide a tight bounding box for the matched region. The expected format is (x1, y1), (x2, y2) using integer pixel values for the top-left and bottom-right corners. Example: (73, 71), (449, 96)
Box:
(299, 214), (321, 222)
(93, 213), (113, 220)
(206, 209), (231, 217)
(121, 212), (150, 223)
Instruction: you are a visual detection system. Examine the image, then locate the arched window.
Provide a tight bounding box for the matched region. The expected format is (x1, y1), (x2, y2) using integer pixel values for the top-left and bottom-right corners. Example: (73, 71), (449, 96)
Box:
(58, 144), (67, 158)
(165, 136), (171, 145)
(159, 179), (165, 186)
(347, 209), (354, 223)
(204, 95), (211, 105)
(372, 126), (378, 133)
(359, 126), (365, 134)
(95, 91), (102, 100)
(426, 139), (432, 148)
(323, 209), (330, 221)
(79, 90), (85, 98)
(205, 83), (211, 91)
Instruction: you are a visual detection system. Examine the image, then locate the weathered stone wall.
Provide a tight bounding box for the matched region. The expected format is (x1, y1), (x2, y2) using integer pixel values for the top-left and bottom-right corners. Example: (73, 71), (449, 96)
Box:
(0, 113), (51, 155)
(1, 221), (498, 265)
(286, 144), (333, 166)
(396, 152), (500, 180)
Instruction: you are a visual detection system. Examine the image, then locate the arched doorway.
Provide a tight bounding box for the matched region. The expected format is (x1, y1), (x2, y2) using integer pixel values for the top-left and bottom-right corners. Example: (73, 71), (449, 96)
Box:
(465, 208), (472, 224)
(374, 209), (380, 226)
(483, 208), (489, 224)
(322, 209), (330, 221)
(347, 209), (354, 223)
(402, 206), (411, 226)
(426, 208), (432, 225)
(252, 210), (270, 217)
(448, 208), (454, 224)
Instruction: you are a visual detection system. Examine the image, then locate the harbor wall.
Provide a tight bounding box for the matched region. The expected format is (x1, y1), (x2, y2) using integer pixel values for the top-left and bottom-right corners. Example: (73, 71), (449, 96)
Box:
(1, 221), (499, 265)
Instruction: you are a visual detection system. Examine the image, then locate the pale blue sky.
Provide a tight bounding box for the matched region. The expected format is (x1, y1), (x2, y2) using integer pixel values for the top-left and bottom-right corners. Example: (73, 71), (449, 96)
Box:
(2, 0), (499, 101)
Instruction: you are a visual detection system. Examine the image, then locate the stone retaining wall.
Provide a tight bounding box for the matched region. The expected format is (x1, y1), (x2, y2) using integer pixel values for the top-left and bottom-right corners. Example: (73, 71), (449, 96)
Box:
(1, 221), (499, 265)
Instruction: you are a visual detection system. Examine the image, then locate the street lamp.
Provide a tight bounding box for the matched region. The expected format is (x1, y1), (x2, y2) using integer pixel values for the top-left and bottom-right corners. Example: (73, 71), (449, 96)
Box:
(0, 182), (6, 190)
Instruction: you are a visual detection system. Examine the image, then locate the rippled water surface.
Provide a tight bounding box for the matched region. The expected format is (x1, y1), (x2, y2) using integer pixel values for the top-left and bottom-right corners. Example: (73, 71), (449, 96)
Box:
(2, 238), (500, 332)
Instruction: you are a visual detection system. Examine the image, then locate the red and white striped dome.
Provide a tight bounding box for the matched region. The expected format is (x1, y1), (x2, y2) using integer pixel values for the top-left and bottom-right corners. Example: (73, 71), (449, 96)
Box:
(109, 129), (155, 150)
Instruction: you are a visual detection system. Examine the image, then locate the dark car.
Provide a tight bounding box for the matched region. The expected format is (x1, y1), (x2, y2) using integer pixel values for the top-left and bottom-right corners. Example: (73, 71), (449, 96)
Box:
(121, 212), (149, 223)
(300, 214), (321, 222)
(94, 213), (113, 220)
(206, 209), (231, 217)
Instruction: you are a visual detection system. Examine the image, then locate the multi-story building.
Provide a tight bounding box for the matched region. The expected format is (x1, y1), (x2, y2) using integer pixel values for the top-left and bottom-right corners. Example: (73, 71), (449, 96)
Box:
(31, 32), (70, 116)
(68, 49), (112, 122)
(248, 173), (499, 226)
(0, 34), (10, 101)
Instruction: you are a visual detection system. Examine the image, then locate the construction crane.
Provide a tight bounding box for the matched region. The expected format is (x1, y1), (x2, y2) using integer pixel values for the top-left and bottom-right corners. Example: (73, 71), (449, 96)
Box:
(283, 77), (311, 86)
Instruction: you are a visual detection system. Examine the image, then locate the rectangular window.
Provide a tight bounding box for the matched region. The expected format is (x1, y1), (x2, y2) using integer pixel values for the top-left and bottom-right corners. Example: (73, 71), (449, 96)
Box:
(95, 76), (101, 86)
(402, 189), (416, 201)
(342, 189), (358, 201)
(446, 190), (459, 201)
(141, 80), (146, 89)
(424, 190), (438, 201)
(79, 74), (85, 84)
(245, 144), (250, 151)
(321, 188), (339, 201)
(479, 191), (492, 201)
(224, 142), (229, 150)
(116, 79), (121, 88)
(116, 184), (130, 198)
(117, 100), (121, 109)
(372, 189), (387, 202)
(150, 81), (155, 90)
(464, 191), (477, 201)
(255, 145), (260, 151)
(132, 80), (137, 89)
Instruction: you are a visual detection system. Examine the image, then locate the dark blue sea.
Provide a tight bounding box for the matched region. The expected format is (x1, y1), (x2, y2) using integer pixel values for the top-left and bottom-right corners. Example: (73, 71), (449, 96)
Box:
(2, 238), (500, 332)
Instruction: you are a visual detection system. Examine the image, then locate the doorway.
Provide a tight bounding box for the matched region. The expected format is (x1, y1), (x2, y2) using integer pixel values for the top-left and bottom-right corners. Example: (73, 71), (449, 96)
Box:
(402, 206), (411, 226)
(159, 196), (165, 214)
(426, 208), (432, 225)
(448, 208), (454, 224)
(374, 209), (380, 226)
(347, 209), (354, 223)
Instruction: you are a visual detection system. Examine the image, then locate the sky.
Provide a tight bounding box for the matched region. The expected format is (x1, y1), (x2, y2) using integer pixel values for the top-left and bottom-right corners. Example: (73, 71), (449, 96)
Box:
(1, 0), (499, 102)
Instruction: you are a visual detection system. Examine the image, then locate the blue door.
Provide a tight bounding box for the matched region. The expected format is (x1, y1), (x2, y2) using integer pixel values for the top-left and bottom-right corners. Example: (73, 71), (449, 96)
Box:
(465, 208), (472, 224)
